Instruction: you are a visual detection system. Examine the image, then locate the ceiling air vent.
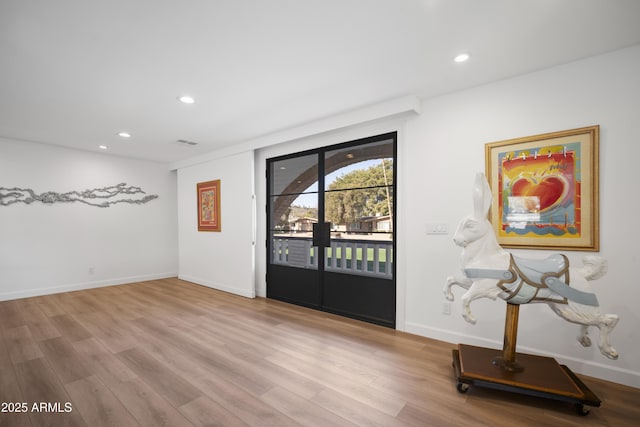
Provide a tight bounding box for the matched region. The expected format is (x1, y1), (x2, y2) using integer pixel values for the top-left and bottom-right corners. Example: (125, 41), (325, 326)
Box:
(172, 139), (198, 147)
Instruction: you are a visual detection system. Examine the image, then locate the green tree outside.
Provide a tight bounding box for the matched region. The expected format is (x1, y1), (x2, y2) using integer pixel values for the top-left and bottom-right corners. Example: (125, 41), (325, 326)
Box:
(325, 159), (393, 227)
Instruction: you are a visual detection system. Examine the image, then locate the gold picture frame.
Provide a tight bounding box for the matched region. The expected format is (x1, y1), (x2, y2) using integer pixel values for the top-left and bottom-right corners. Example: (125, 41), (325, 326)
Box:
(197, 179), (221, 232)
(485, 126), (599, 251)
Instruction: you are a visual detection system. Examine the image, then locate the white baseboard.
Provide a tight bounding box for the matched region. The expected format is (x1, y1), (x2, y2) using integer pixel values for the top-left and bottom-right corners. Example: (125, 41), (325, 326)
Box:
(404, 321), (640, 389)
(178, 274), (256, 299)
(0, 272), (178, 301)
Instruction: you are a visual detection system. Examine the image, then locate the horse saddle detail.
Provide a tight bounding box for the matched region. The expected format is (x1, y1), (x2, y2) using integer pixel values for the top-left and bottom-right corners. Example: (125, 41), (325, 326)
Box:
(465, 254), (599, 306)
(512, 254), (567, 280)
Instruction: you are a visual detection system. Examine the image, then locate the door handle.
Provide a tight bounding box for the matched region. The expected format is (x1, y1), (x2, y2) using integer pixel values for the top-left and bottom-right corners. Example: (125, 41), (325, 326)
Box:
(312, 222), (331, 248)
(321, 222), (331, 248)
(312, 223), (321, 247)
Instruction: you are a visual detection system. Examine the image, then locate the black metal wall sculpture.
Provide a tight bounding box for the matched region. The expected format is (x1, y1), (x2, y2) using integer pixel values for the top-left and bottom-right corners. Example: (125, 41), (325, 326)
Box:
(0, 183), (158, 207)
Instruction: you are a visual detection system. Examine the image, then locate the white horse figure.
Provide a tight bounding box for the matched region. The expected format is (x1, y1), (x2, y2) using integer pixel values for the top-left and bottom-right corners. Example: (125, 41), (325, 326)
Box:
(443, 173), (619, 360)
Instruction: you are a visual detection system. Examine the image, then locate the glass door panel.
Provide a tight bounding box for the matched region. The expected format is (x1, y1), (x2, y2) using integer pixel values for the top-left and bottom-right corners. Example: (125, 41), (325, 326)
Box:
(321, 136), (396, 326)
(267, 153), (321, 308)
(323, 139), (394, 278)
(269, 154), (319, 270)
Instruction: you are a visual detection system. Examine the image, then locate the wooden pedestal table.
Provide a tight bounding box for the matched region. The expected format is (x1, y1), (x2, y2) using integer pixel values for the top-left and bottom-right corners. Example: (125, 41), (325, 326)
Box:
(452, 303), (601, 415)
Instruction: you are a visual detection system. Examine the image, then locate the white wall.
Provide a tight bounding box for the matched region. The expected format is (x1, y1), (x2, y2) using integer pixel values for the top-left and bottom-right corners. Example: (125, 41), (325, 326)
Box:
(402, 45), (640, 388)
(0, 138), (178, 300)
(176, 150), (255, 297)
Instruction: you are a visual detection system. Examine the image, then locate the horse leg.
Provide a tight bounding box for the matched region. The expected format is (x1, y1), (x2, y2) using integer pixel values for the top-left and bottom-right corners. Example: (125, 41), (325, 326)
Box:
(596, 314), (619, 360)
(577, 324), (592, 347)
(460, 280), (501, 324)
(460, 290), (478, 324)
(550, 303), (619, 360)
(443, 275), (473, 301)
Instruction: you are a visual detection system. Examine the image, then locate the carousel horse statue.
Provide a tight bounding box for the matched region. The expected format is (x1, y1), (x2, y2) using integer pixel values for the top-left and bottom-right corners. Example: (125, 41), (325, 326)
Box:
(443, 173), (619, 360)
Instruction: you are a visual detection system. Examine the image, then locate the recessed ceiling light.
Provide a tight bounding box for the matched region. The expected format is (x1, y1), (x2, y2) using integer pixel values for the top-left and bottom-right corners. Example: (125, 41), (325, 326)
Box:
(99, 145), (108, 150)
(118, 132), (131, 138)
(454, 53), (470, 63)
(178, 95), (195, 104)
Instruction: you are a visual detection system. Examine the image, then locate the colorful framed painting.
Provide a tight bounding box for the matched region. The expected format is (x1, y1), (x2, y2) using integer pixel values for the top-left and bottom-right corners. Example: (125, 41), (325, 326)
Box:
(197, 179), (221, 232)
(485, 126), (599, 251)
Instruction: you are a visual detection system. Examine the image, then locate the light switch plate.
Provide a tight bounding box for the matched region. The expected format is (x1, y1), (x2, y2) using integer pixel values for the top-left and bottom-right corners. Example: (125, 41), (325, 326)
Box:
(426, 223), (449, 235)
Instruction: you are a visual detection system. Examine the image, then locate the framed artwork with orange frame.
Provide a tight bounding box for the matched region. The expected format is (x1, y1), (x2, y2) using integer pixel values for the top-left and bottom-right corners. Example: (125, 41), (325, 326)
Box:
(485, 125), (599, 251)
(197, 179), (221, 232)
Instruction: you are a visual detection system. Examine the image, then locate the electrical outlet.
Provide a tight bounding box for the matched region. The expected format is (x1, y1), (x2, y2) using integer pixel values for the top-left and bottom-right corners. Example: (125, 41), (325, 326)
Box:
(442, 301), (451, 315)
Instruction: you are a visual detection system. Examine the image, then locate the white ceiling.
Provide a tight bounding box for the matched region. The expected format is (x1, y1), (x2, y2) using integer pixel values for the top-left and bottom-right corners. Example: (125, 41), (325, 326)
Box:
(2, 0), (640, 163)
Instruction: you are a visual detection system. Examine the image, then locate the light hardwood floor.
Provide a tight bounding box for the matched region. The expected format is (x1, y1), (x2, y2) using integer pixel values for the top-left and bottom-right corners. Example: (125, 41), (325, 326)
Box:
(0, 278), (638, 426)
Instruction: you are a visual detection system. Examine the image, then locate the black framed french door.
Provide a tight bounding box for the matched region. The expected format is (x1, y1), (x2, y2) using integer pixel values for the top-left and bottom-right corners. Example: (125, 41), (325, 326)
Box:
(267, 132), (396, 327)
